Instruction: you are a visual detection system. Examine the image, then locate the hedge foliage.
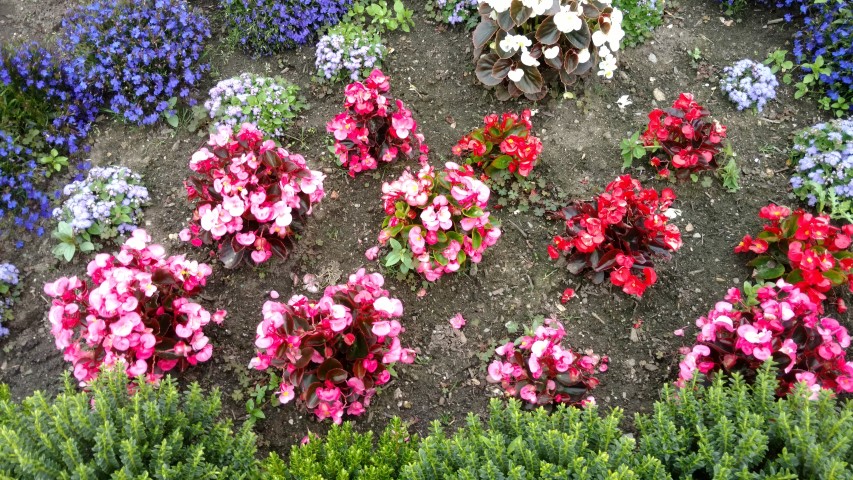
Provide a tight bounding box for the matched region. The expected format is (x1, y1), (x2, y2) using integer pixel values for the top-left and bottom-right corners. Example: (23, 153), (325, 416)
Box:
(2, 364), (852, 478)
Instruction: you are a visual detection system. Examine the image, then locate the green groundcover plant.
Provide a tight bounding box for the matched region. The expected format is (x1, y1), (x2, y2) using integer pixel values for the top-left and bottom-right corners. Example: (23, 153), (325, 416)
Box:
(0, 369), (258, 479)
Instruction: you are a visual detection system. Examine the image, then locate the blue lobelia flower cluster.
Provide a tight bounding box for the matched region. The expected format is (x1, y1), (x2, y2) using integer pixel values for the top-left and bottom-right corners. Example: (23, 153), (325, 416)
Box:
(0, 262), (20, 337)
(720, 59), (779, 112)
(0, 130), (53, 244)
(315, 24), (385, 83)
(53, 166), (149, 238)
(790, 118), (853, 222)
(59, 0), (212, 126)
(794, 0), (852, 116)
(0, 42), (101, 156)
(205, 74), (306, 138)
(222, 0), (352, 57)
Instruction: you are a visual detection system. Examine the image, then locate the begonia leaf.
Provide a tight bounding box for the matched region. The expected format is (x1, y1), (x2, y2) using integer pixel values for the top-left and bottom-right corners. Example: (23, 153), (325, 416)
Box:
(535, 16), (559, 45)
(473, 20), (498, 50)
(476, 54), (504, 87)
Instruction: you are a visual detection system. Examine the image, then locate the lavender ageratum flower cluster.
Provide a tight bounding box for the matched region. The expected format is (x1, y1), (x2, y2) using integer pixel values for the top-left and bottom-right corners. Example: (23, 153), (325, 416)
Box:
(425, 0), (478, 27)
(0, 42), (100, 155)
(53, 166), (149, 237)
(222, 0), (351, 57)
(0, 130), (51, 243)
(789, 118), (853, 221)
(205, 74), (306, 138)
(720, 59), (779, 112)
(794, 0), (852, 116)
(0, 262), (20, 337)
(59, 0), (211, 126)
(315, 24), (385, 83)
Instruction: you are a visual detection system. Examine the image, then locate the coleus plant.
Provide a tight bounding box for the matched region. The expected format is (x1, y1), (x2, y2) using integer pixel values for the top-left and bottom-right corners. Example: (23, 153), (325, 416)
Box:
(548, 174), (682, 297)
(472, 0), (625, 100)
(452, 109), (543, 178)
(677, 280), (853, 397)
(735, 204), (853, 309)
(181, 123), (326, 268)
(378, 162), (502, 281)
(249, 269), (415, 424)
(622, 93), (728, 180)
(487, 317), (607, 406)
(44, 229), (226, 386)
(326, 69), (429, 176)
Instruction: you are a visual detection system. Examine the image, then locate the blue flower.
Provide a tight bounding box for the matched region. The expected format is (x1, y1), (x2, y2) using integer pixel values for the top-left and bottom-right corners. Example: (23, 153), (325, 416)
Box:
(59, 0), (211, 126)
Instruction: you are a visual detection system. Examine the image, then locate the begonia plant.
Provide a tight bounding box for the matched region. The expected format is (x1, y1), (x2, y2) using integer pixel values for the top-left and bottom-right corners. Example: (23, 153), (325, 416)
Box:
(735, 204), (853, 309)
(472, 0), (626, 100)
(249, 268), (415, 424)
(326, 69), (428, 176)
(452, 109), (543, 178)
(44, 229), (226, 386)
(548, 174), (682, 297)
(181, 123), (326, 268)
(487, 317), (607, 406)
(378, 162), (502, 281)
(677, 280), (853, 397)
(622, 93), (728, 180)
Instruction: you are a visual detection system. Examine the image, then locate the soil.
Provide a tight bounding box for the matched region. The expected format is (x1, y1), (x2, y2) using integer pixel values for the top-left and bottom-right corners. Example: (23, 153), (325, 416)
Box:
(1, 0), (850, 455)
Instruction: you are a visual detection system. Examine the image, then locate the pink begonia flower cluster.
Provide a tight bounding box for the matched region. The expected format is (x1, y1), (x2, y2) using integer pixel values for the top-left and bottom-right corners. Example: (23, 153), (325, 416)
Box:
(44, 229), (225, 386)
(677, 280), (853, 397)
(249, 268), (415, 424)
(181, 123), (326, 268)
(378, 162), (502, 281)
(487, 317), (607, 407)
(326, 69), (428, 176)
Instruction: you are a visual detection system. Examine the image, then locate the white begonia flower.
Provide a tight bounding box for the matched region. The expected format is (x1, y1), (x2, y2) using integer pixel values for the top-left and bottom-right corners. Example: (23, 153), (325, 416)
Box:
(529, 0), (555, 16)
(521, 50), (540, 67)
(508, 68), (525, 82)
(487, 0), (512, 13)
(577, 47), (591, 64)
(499, 34), (532, 54)
(597, 54), (617, 79)
(543, 45), (560, 59)
(553, 6), (583, 33)
(598, 45), (611, 58)
(616, 95), (632, 109)
(592, 10), (626, 52)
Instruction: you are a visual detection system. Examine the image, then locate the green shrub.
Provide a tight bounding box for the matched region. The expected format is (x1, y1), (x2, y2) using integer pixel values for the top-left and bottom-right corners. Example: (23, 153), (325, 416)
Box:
(263, 418), (417, 479)
(0, 370), (259, 479)
(636, 363), (853, 479)
(402, 399), (668, 479)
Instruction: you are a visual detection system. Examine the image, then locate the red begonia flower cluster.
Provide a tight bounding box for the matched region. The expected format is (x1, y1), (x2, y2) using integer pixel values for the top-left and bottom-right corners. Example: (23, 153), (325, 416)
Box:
(181, 123), (326, 268)
(487, 317), (607, 407)
(451, 109), (543, 178)
(326, 69), (429, 176)
(678, 281), (853, 397)
(548, 175), (682, 297)
(44, 229), (225, 386)
(735, 204), (853, 309)
(249, 269), (415, 424)
(641, 93), (728, 179)
(378, 162), (502, 281)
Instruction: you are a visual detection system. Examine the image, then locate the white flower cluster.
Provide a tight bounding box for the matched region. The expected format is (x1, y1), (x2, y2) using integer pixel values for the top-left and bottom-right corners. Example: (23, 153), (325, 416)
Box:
(483, 0), (624, 80)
